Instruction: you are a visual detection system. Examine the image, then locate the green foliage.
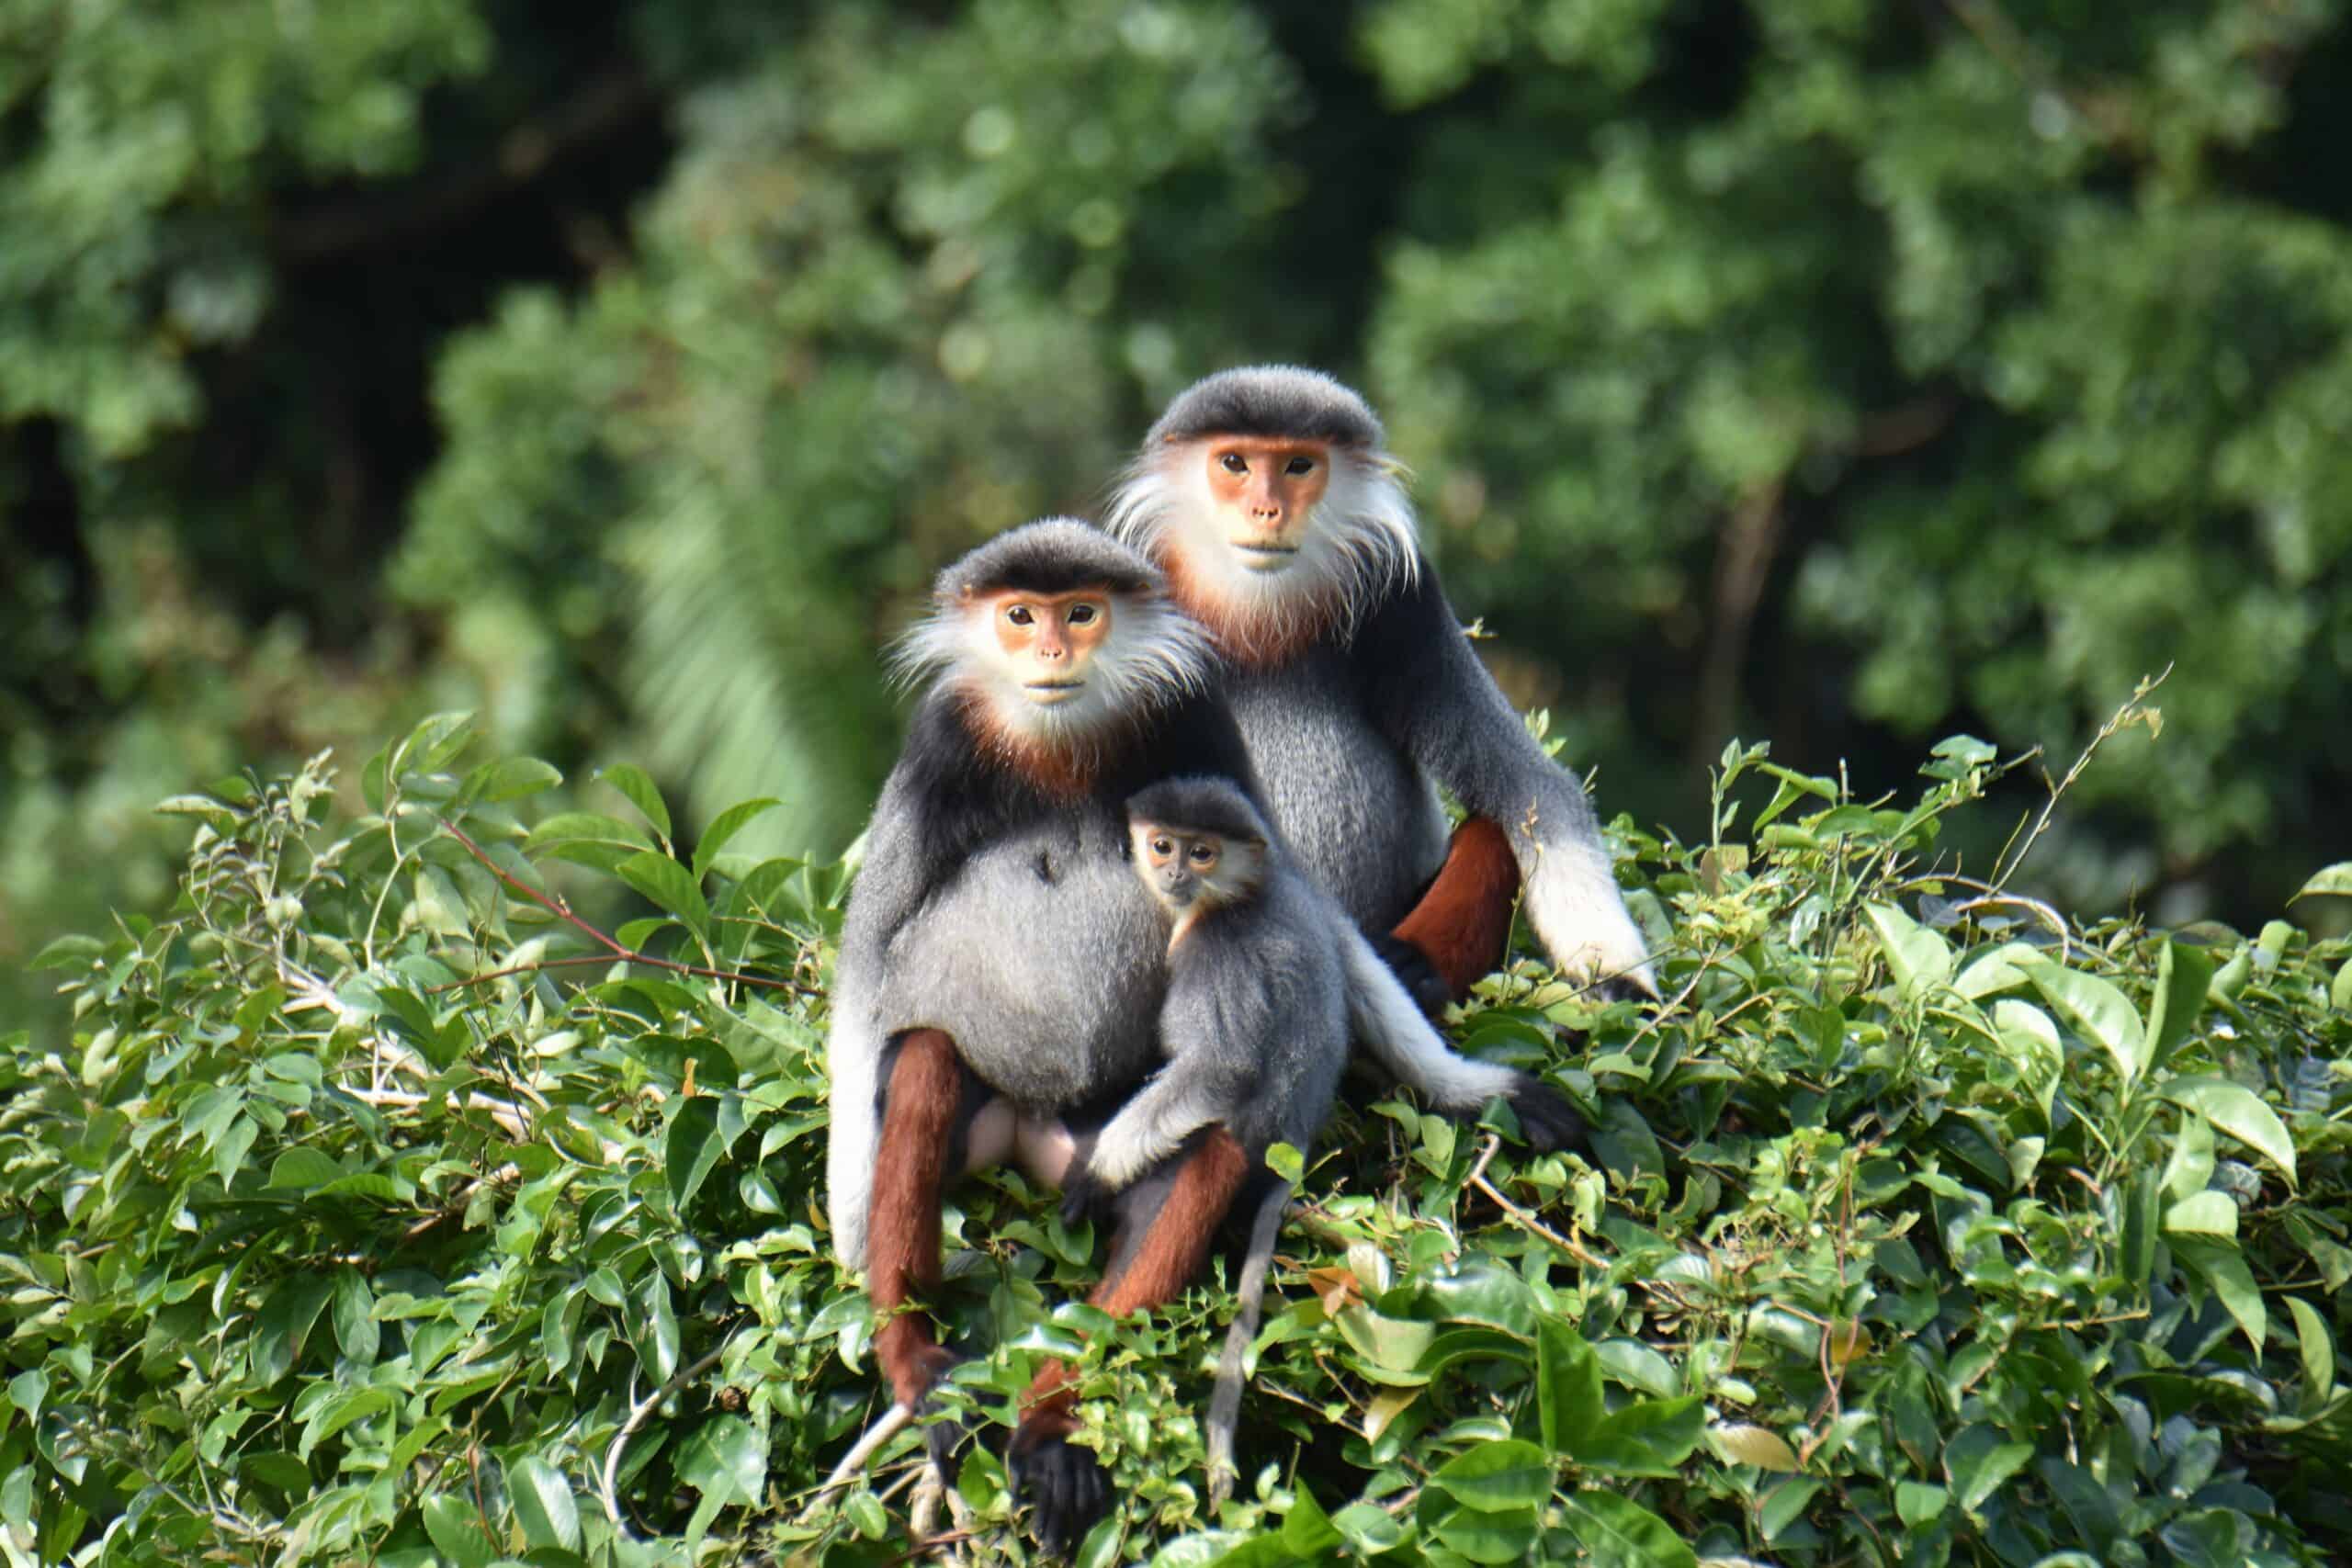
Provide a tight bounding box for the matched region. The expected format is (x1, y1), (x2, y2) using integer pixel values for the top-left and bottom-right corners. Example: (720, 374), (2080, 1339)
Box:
(11, 0), (2352, 1034)
(6, 716), (2347, 1564)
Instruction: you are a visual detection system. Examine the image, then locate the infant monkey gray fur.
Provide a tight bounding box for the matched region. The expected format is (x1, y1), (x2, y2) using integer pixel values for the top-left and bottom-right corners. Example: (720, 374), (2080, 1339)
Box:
(1065, 776), (1349, 1207)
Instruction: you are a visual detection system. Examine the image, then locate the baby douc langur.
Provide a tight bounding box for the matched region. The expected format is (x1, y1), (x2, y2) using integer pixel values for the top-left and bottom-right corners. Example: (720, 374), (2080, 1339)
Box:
(1068, 776), (1348, 1201)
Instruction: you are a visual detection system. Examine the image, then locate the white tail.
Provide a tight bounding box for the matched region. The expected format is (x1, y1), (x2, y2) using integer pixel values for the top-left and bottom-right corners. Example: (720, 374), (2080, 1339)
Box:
(1338, 928), (1519, 1111)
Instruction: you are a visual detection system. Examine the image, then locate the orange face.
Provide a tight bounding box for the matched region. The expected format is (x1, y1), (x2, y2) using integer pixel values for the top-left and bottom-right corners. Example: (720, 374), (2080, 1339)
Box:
(1201, 435), (1331, 569)
(986, 589), (1114, 704)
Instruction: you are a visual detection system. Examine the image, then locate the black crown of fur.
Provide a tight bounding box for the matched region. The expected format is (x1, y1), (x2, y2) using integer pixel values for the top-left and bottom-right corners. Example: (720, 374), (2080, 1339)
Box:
(1146, 366), (1385, 450)
(936, 517), (1163, 601)
(1125, 775), (1272, 845)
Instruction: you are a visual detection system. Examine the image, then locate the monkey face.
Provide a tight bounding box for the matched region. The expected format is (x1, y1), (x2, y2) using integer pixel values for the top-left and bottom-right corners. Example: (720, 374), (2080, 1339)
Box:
(1129, 820), (1267, 916)
(1131, 823), (1226, 911)
(1200, 437), (1332, 571)
(985, 590), (1114, 706)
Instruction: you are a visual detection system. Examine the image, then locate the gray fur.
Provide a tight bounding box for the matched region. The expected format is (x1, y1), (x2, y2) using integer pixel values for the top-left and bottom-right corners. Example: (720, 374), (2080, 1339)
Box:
(1222, 651), (1450, 927)
(1085, 834), (1351, 1188)
(1146, 364), (1385, 449)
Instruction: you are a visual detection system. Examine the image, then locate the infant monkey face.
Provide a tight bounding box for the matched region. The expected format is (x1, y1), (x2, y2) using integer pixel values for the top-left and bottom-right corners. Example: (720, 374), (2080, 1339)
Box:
(1132, 823), (1223, 910)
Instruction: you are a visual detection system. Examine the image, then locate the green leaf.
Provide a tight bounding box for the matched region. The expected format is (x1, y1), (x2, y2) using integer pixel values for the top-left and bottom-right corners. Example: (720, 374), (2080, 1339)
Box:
(666, 1096), (725, 1213)
(2143, 939), (2214, 1077)
(1944, 1424), (2031, 1514)
(1429, 1439), (1554, 1512)
(692, 797), (781, 877)
(1428, 1502), (1538, 1564)
(1758, 1476), (1822, 1540)
(635, 1271), (680, 1382)
(252, 1274), (336, 1385)
(616, 852), (712, 944)
(2287, 1294), (2335, 1404)
(2174, 1237), (2267, 1355)
(2157, 1077), (2296, 1186)
(458, 756), (563, 806)
(596, 763), (673, 841)
(1538, 1320), (1601, 1452)
(509, 1455), (583, 1551)
(1565, 1489), (1699, 1568)
(7, 1369), (48, 1423)
(266, 1147), (342, 1190)
(1282, 1483), (1343, 1556)
(332, 1268), (379, 1364)
(2021, 958), (2147, 1084)
(2165, 1191), (2238, 1238)
(1329, 1503), (1408, 1555)
(1863, 901), (1954, 1001)
(422, 1493), (497, 1568)
(1894, 1481), (1948, 1527)
(676, 1414), (764, 1505)
(1572, 1396), (1703, 1477)
(2290, 863), (2352, 900)
(298, 1387), (390, 1461)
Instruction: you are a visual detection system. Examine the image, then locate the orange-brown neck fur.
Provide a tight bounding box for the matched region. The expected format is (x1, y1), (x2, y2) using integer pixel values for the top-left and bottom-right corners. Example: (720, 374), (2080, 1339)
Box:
(1160, 540), (1345, 669)
(958, 688), (1129, 801)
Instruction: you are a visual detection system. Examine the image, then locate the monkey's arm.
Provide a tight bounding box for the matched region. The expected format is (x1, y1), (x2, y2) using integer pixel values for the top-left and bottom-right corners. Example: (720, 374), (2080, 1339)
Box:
(1363, 566), (1658, 995)
(1076, 1049), (1253, 1195)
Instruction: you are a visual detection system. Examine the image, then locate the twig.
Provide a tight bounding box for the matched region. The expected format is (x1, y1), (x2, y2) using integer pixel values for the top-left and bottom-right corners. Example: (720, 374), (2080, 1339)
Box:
(791, 1404), (918, 1526)
(599, 1342), (734, 1539)
(1464, 1135), (1609, 1269)
(1993, 668), (2170, 891)
(439, 820), (813, 994)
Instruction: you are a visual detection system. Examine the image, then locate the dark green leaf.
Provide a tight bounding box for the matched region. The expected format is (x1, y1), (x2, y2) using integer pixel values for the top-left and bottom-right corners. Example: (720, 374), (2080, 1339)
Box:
(1573, 1395), (1703, 1477)
(2143, 938), (2214, 1077)
(1539, 1319), (1602, 1452)
(616, 852), (712, 944)
(1565, 1490), (1699, 1568)
(1429, 1438), (1553, 1512)
(666, 1095), (724, 1213)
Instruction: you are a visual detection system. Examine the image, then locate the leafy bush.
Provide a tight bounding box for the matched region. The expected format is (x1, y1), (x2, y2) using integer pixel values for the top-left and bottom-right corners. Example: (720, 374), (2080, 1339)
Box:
(4, 710), (2347, 1566)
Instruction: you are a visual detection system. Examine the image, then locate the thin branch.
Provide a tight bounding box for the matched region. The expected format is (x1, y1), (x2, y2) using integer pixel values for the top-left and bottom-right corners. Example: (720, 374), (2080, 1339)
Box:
(599, 1341), (734, 1539)
(792, 1404), (919, 1526)
(439, 819), (814, 994)
(1464, 1135), (1609, 1269)
(1993, 667), (2170, 892)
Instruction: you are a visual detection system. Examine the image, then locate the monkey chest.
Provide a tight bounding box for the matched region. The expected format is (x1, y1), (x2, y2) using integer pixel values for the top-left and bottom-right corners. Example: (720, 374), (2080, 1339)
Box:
(1224, 665), (1448, 926)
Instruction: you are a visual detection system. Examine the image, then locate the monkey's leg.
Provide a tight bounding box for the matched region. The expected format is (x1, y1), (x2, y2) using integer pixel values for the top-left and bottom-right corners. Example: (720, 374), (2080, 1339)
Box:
(1013, 1126), (1250, 1555)
(868, 1028), (986, 1473)
(1390, 817), (1521, 1000)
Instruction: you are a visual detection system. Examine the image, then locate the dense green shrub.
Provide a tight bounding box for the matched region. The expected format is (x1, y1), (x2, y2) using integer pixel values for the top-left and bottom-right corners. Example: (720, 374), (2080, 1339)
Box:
(4, 708), (2347, 1565)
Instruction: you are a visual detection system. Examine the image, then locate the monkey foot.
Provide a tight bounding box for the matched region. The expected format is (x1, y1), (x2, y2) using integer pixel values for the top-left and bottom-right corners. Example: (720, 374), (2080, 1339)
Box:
(905, 1349), (981, 1484)
(1009, 1421), (1110, 1558)
(1504, 1075), (1592, 1156)
(1368, 931), (1454, 1018)
(1057, 1157), (1117, 1233)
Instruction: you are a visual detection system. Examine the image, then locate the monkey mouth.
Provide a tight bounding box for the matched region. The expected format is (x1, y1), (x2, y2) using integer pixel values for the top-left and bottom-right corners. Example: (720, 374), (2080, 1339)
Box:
(1231, 539), (1301, 570)
(1023, 680), (1085, 704)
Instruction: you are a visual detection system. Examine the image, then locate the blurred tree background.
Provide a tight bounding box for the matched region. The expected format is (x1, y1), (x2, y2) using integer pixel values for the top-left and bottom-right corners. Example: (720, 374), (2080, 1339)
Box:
(7, 0), (2350, 1030)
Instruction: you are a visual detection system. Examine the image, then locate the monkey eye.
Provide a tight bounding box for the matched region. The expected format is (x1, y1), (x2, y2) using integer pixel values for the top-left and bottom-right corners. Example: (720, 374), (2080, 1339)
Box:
(1188, 843), (1217, 865)
(1150, 837), (1173, 857)
(1219, 452), (1248, 474)
(1284, 455), (1316, 476)
(1005, 604), (1035, 626)
(1067, 603), (1098, 626)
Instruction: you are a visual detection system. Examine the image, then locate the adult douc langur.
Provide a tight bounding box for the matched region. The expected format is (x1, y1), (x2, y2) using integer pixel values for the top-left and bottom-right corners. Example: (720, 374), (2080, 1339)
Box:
(1104, 366), (1660, 1005)
(824, 520), (1579, 1551)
